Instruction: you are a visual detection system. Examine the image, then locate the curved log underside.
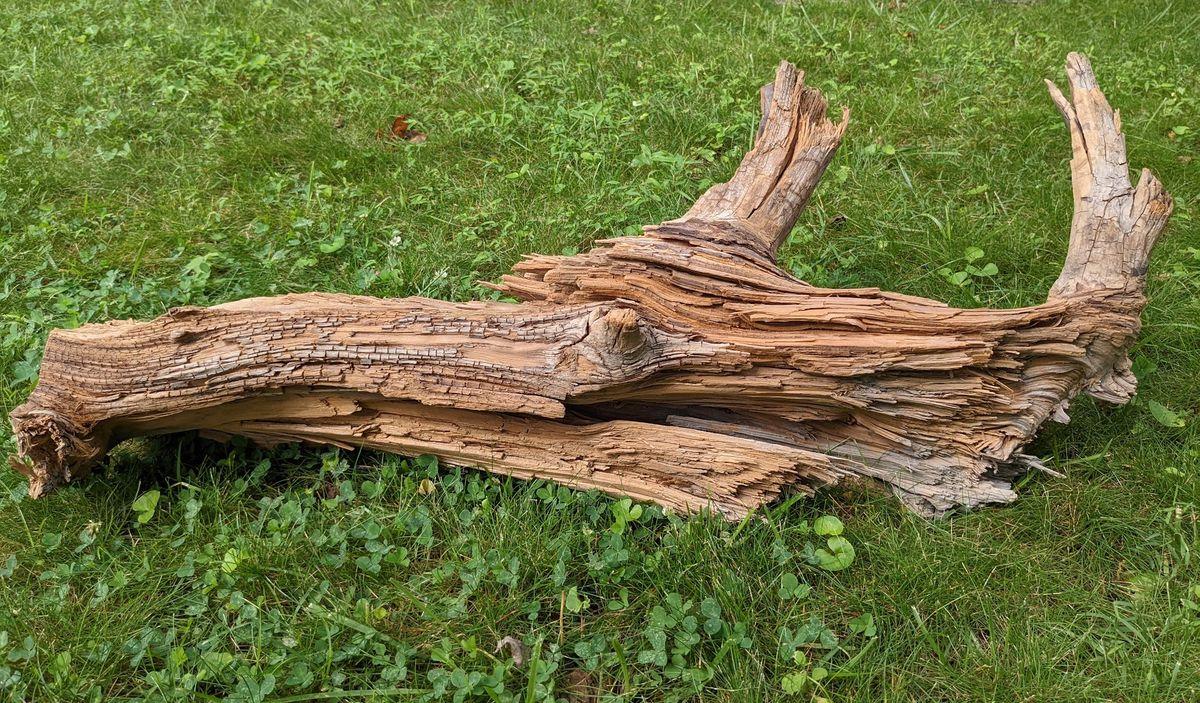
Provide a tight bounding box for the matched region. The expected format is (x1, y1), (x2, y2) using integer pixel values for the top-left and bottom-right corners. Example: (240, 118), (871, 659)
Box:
(10, 54), (1172, 518)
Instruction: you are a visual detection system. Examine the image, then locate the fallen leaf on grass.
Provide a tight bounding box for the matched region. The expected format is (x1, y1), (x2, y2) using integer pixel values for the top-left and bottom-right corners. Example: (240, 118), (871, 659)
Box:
(377, 114), (426, 143)
(562, 669), (597, 703)
(493, 636), (529, 667)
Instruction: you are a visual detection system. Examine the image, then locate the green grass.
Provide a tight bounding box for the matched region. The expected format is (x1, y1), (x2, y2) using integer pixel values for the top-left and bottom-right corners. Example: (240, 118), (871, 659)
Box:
(1, 0), (1199, 700)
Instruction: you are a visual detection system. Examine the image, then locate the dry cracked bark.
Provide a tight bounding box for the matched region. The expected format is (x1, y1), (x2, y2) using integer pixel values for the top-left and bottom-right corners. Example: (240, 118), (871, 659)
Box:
(9, 54), (1172, 518)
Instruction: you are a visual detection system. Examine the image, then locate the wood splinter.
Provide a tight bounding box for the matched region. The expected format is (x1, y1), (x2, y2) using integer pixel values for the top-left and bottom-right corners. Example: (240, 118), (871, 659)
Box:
(10, 54), (1172, 519)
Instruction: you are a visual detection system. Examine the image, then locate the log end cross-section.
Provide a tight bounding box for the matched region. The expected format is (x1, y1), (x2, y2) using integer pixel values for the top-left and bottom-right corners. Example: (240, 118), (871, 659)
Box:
(10, 53), (1171, 518)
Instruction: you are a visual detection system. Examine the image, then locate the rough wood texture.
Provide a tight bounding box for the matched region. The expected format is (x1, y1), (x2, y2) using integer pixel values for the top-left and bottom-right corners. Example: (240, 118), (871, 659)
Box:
(10, 54), (1171, 518)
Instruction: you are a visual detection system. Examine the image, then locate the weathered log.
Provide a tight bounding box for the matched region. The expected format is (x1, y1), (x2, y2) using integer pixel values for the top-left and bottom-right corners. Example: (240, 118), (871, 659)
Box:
(9, 54), (1171, 518)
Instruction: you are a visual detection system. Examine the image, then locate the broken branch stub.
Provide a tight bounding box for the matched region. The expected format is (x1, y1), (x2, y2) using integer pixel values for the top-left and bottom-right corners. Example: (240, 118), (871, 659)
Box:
(10, 54), (1171, 519)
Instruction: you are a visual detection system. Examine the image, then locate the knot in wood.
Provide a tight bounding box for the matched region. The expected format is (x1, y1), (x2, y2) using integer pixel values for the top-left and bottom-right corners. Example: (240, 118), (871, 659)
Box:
(592, 308), (647, 357)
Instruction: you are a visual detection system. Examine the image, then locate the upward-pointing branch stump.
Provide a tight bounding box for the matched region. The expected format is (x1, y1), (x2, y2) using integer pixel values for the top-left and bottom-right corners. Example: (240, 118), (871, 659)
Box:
(10, 54), (1172, 518)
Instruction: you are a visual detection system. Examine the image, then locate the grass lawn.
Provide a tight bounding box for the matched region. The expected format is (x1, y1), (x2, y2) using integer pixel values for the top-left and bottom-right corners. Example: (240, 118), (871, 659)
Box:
(1, 0), (1198, 700)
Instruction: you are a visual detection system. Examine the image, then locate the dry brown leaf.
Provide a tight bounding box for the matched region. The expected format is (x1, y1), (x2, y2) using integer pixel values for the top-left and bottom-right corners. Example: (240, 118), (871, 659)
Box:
(377, 114), (426, 143)
(562, 669), (597, 703)
(493, 636), (529, 667)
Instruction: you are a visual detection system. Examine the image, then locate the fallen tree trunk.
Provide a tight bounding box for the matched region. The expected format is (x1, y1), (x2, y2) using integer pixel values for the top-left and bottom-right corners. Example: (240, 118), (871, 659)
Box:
(10, 54), (1172, 518)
